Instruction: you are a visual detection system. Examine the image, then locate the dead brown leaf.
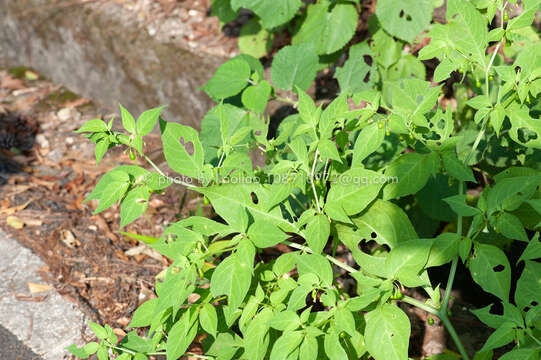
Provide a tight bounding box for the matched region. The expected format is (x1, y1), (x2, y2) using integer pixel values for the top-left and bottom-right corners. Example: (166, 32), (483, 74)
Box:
(27, 282), (53, 294)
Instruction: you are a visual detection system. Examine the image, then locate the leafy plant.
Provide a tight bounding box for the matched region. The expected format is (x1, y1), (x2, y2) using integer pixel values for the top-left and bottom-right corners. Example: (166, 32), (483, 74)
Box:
(69, 1), (541, 359)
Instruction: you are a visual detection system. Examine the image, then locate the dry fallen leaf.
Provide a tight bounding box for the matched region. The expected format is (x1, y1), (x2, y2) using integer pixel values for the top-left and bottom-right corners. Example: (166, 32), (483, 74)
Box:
(26, 282), (53, 294)
(60, 229), (80, 248)
(6, 216), (25, 229)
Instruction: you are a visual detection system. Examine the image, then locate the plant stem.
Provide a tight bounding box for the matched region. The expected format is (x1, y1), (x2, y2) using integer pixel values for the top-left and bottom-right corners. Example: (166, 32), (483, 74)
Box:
(285, 241), (357, 273)
(275, 96), (298, 107)
(142, 153), (199, 188)
(440, 314), (471, 360)
(310, 149), (322, 213)
(401, 296), (439, 315)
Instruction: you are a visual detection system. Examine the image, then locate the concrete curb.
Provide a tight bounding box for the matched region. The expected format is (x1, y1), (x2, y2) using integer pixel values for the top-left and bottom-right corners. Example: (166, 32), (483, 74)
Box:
(0, 230), (91, 359)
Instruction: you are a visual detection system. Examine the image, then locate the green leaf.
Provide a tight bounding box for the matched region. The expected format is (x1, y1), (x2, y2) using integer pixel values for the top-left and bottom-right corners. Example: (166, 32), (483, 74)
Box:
(446, 0), (488, 68)
(299, 335), (319, 360)
(203, 58), (251, 99)
(89, 321), (107, 340)
(335, 41), (376, 94)
(365, 304), (410, 360)
(471, 302), (523, 329)
(269, 331), (304, 360)
(387, 238), (431, 286)
(383, 152), (436, 200)
(238, 18), (273, 58)
(327, 168), (385, 216)
(433, 58), (456, 82)
(491, 104), (506, 136)
(441, 148), (476, 182)
(304, 214), (330, 254)
(287, 284), (312, 311)
(499, 349), (540, 360)
(469, 244), (511, 301)
(120, 104), (136, 134)
(128, 298), (157, 327)
(496, 212), (528, 242)
(426, 233), (461, 267)
(292, 1), (358, 55)
(269, 310), (301, 332)
(94, 137), (110, 165)
(199, 303), (218, 338)
(155, 264), (196, 313)
(248, 220), (289, 248)
(518, 233), (541, 263)
(376, 0), (433, 43)
(232, 0), (302, 30)
(211, 0), (237, 23)
(324, 330), (348, 360)
(244, 308), (273, 360)
(516, 260), (541, 311)
(120, 186), (150, 228)
(90, 171), (131, 214)
(136, 105), (165, 136)
(210, 241), (255, 310)
(166, 309), (198, 360)
(241, 80), (271, 114)
(271, 44), (319, 91)
(75, 119), (108, 133)
(296, 253), (333, 287)
(161, 121), (204, 179)
(371, 29), (402, 68)
(390, 79), (442, 119)
(335, 306), (357, 336)
(506, 102), (541, 149)
(352, 122), (385, 167)
(506, 0), (541, 31)
(479, 322), (516, 352)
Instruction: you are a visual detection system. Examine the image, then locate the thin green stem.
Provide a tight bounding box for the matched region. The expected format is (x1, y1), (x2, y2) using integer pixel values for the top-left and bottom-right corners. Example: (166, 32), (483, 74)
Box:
(143, 153), (199, 189)
(440, 314), (471, 360)
(310, 149), (322, 213)
(285, 241), (357, 273)
(275, 96), (297, 107)
(401, 296), (439, 316)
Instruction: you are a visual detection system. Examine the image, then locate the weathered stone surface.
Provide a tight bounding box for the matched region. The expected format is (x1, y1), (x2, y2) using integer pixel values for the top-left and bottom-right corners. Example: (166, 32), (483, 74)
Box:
(0, 230), (92, 359)
(0, 0), (230, 129)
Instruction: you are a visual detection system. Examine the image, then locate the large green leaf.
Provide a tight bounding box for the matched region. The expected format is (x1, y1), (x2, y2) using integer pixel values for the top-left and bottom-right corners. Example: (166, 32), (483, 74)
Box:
(271, 44), (319, 91)
(351, 122), (385, 167)
(383, 152), (438, 200)
(446, 0), (488, 68)
(292, 1), (358, 55)
(376, 0), (433, 43)
(232, 0), (302, 30)
(365, 304), (410, 360)
(506, 102), (541, 149)
(326, 168), (384, 216)
(210, 241), (255, 310)
(469, 244), (511, 301)
(335, 41), (376, 94)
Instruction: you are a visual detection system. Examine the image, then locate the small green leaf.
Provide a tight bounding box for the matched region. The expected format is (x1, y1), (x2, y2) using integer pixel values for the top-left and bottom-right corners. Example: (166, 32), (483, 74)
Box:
(161, 121), (205, 179)
(136, 105), (165, 136)
(166, 309), (198, 360)
(238, 18), (273, 58)
(269, 310), (301, 332)
(232, 0), (302, 30)
(199, 303), (218, 338)
(304, 214), (330, 254)
(89, 321), (107, 340)
(442, 149), (476, 182)
(383, 152), (436, 200)
(352, 123), (385, 167)
(335, 306), (356, 336)
(299, 335), (319, 360)
(496, 212), (528, 242)
(248, 220), (288, 248)
(479, 322), (516, 352)
(241, 80), (271, 114)
(296, 253), (333, 287)
(75, 119), (108, 133)
(120, 186), (150, 228)
(128, 298), (157, 327)
(444, 194), (481, 216)
(324, 330), (348, 360)
(269, 331), (303, 360)
(120, 104), (136, 134)
(203, 58), (251, 99)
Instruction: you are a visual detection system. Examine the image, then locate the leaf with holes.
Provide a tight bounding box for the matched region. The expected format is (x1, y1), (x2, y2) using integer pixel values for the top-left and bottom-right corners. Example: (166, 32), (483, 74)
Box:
(469, 244), (511, 301)
(365, 303), (411, 360)
(161, 121), (204, 179)
(335, 42), (376, 94)
(376, 0), (433, 43)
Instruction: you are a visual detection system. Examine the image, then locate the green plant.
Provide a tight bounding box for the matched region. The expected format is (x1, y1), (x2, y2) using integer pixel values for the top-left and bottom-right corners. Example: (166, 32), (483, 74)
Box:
(69, 1), (541, 359)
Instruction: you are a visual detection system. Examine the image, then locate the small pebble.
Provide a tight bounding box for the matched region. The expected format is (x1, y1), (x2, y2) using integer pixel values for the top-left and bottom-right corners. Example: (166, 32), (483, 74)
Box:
(35, 134), (49, 148)
(66, 137), (74, 145)
(57, 107), (80, 122)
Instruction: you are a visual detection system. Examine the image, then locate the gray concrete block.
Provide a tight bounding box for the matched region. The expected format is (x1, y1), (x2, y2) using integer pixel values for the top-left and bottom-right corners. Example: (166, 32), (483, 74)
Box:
(0, 230), (91, 359)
